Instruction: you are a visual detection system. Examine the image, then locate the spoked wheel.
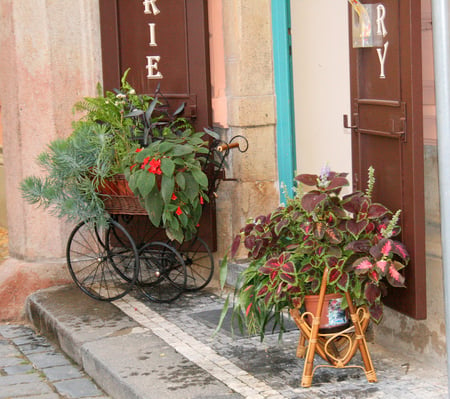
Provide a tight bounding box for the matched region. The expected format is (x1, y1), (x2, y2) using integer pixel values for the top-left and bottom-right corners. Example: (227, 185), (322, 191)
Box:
(138, 241), (187, 303)
(66, 219), (139, 301)
(175, 237), (214, 291)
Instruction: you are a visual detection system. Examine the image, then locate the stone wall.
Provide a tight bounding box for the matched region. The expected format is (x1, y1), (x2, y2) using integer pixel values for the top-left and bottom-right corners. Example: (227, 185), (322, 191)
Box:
(214, 0), (280, 266)
(374, 145), (446, 368)
(0, 0), (103, 320)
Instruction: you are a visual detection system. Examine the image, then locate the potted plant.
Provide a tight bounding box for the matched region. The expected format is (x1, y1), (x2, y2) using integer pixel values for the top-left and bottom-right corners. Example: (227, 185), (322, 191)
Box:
(218, 166), (409, 340)
(21, 70), (217, 242)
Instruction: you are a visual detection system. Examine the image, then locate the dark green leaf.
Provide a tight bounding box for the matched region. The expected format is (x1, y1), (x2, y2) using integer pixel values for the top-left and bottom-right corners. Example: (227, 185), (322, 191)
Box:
(161, 157), (175, 176)
(137, 171), (155, 197)
(160, 174), (175, 204)
(144, 188), (163, 227)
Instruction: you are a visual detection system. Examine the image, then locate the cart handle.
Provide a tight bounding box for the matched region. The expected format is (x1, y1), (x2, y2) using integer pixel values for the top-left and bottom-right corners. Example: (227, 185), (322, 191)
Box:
(216, 142), (240, 152)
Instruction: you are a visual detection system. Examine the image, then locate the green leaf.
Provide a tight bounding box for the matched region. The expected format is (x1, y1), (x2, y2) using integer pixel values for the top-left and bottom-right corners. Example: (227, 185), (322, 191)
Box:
(160, 174), (175, 204)
(175, 172), (186, 190)
(137, 171), (155, 197)
(144, 187), (163, 227)
(184, 173), (199, 201)
(191, 168), (208, 188)
(213, 295), (230, 336)
(173, 144), (194, 156)
(158, 141), (175, 154)
(161, 157), (175, 176)
(219, 254), (228, 289)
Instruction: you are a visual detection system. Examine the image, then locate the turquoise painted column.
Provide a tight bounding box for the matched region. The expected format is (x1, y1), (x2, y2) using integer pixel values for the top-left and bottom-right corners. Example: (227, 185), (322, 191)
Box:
(272, 0), (296, 203)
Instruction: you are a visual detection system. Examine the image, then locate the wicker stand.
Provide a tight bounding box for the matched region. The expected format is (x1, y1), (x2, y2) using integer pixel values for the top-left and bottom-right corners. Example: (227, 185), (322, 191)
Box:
(289, 266), (377, 388)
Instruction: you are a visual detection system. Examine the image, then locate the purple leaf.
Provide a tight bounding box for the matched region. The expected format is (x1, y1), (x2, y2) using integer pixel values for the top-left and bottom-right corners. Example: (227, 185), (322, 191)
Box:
(369, 303), (384, 323)
(386, 261), (406, 287)
(364, 282), (381, 304)
(295, 173), (318, 186)
(325, 227), (343, 244)
(368, 203), (390, 219)
(281, 261), (295, 274)
(346, 219), (369, 238)
(328, 268), (342, 285)
(337, 272), (349, 291)
(230, 235), (241, 258)
(280, 273), (296, 284)
(325, 176), (349, 192)
(391, 240), (410, 261)
(301, 192), (327, 212)
(345, 239), (371, 253)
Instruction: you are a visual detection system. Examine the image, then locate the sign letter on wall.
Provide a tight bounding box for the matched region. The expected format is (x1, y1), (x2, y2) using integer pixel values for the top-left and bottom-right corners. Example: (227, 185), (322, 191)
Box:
(143, 0), (162, 79)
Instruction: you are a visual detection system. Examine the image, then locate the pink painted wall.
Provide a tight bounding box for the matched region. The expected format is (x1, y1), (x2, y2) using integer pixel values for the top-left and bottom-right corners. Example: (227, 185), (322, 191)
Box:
(208, 0), (228, 128)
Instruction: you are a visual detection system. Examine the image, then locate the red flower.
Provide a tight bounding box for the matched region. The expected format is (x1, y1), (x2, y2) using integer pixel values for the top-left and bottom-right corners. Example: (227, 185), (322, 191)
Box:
(147, 158), (162, 175)
(135, 148), (143, 153)
(176, 206), (183, 216)
(200, 195), (204, 205)
(130, 163), (137, 171)
(171, 193), (177, 201)
(141, 156), (151, 169)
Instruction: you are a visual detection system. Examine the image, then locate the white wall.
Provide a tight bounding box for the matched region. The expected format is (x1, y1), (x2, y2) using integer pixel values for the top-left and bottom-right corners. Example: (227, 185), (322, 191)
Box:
(290, 0), (352, 177)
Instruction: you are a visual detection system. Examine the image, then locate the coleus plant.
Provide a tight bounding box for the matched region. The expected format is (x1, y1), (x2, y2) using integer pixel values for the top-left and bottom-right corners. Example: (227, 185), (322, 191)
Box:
(219, 166), (409, 339)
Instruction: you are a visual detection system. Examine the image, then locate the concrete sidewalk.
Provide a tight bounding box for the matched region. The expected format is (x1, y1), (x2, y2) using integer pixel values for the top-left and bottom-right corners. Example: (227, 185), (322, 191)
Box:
(25, 285), (448, 399)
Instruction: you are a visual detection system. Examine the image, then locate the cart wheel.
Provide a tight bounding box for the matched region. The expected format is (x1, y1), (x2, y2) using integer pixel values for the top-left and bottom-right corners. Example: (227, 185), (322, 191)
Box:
(175, 237), (214, 291)
(138, 241), (187, 303)
(66, 219), (139, 301)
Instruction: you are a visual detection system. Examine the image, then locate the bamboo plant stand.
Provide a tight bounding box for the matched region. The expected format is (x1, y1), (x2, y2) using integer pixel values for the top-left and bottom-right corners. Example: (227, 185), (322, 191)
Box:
(289, 266), (377, 388)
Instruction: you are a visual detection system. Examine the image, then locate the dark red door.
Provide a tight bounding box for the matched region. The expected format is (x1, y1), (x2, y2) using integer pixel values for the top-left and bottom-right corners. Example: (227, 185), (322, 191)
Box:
(99, 0), (216, 249)
(348, 0), (425, 318)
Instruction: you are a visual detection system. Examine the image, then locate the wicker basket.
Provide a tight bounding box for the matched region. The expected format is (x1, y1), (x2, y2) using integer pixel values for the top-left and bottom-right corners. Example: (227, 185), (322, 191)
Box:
(99, 174), (147, 215)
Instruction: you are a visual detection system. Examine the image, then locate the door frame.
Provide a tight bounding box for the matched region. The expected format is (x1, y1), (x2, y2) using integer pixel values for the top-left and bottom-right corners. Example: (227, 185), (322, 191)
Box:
(272, 0), (296, 202)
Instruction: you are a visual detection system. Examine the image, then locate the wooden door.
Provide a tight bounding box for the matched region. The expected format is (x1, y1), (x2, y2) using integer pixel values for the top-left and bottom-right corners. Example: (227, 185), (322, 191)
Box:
(99, 0), (216, 249)
(348, 0), (425, 318)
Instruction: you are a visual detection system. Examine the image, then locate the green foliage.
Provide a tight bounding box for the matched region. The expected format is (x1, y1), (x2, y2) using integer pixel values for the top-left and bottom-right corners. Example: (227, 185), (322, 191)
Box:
(21, 69), (214, 242)
(20, 123), (115, 225)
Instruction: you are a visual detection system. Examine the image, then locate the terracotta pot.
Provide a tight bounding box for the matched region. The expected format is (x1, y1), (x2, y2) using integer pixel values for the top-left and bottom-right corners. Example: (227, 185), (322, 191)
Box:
(303, 293), (349, 331)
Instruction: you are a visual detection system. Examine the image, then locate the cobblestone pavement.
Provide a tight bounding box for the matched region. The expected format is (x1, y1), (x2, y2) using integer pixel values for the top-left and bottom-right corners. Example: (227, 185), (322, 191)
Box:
(114, 290), (448, 399)
(0, 324), (111, 399)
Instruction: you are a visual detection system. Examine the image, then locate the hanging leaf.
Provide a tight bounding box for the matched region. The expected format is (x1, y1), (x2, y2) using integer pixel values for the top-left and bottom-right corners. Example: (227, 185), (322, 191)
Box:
(364, 282), (381, 304)
(386, 261), (406, 287)
(137, 171), (155, 197)
(160, 174), (175, 204)
(145, 187), (163, 227)
(369, 303), (384, 324)
(337, 272), (349, 291)
(230, 235), (241, 258)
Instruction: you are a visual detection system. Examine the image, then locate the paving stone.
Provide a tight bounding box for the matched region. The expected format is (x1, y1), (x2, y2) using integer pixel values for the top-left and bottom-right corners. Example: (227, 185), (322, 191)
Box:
(27, 351), (71, 369)
(0, 372), (43, 386)
(41, 364), (84, 382)
(0, 381), (54, 398)
(4, 362), (34, 374)
(53, 378), (103, 398)
(0, 325), (34, 339)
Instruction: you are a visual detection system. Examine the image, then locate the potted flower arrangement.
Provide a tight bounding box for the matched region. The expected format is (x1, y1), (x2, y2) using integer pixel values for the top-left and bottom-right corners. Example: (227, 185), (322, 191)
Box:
(218, 166), (409, 339)
(21, 70), (217, 242)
